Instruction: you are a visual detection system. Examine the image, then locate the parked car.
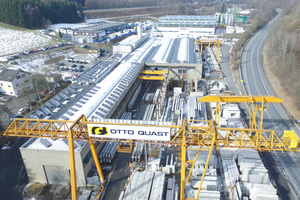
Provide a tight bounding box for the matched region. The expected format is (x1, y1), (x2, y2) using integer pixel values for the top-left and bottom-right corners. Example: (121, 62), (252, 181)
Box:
(41, 88), (49, 95)
(18, 107), (28, 115)
(0, 96), (11, 101)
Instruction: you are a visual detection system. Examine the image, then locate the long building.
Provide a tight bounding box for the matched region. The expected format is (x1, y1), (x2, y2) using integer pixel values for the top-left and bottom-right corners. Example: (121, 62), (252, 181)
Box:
(20, 32), (202, 187)
(153, 15), (217, 37)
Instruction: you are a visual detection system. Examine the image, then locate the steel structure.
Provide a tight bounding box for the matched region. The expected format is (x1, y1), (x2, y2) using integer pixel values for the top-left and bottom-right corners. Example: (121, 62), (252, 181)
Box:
(3, 95), (300, 200)
(194, 39), (224, 63)
(141, 70), (168, 75)
(139, 76), (166, 80)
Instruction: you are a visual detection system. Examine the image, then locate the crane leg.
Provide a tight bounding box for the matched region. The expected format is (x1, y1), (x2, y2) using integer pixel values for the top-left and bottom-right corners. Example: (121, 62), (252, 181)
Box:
(89, 140), (105, 184)
(68, 131), (77, 200)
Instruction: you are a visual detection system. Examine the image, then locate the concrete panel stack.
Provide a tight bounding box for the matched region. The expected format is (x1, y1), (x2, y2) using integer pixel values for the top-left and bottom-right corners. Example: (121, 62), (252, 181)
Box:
(149, 171), (165, 200)
(219, 148), (279, 199)
(122, 171), (154, 200)
(153, 89), (160, 104)
(222, 158), (239, 186)
(162, 154), (175, 174)
(99, 142), (118, 164)
(166, 176), (176, 200)
(197, 190), (220, 200)
(131, 143), (144, 162)
(242, 183), (278, 200)
(192, 175), (218, 191)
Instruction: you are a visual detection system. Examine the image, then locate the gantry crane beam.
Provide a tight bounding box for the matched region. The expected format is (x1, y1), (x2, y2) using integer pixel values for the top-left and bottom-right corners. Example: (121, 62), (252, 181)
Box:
(3, 118), (300, 199)
(199, 95), (283, 130)
(141, 70), (168, 75)
(139, 76), (166, 80)
(2, 96), (299, 200)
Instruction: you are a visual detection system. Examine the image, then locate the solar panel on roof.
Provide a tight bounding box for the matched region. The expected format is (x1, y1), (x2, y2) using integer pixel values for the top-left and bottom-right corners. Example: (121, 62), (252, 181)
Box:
(60, 93), (69, 100)
(108, 96), (116, 102)
(70, 107), (78, 112)
(68, 88), (77, 94)
(41, 106), (52, 115)
(63, 139), (68, 145)
(85, 94), (92, 98)
(102, 103), (111, 110)
(60, 115), (69, 120)
(36, 110), (44, 117)
(75, 140), (85, 146)
(119, 83), (126, 88)
(65, 111), (74, 116)
(74, 103), (82, 108)
(94, 86), (101, 89)
(45, 102), (54, 108)
(113, 91), (121, 96)
(111, 94), (119, 99)
(120, 80), (127, 85)
(81, 97), (89, 101)
(70, 85), (78, 90)
(105, 100), (114, 106)
(90, 89), (97, 92)
(55, 96), (62, 101)
(95, 111), (105, 118)
(118, 85), (126, 90)
(98, 107), (108, 113)
(40, 139), (52, 148)
(78, 100), (86, 104)
(51, 99), (60, 107)
(65, 89), (71, 95)
(115, 88), (123, 93)
(88, 91), (95, 95)
(126, 74), (133, 78)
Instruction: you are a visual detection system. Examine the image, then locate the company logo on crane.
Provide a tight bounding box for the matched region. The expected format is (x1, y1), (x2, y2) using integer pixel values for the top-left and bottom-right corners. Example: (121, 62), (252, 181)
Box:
(88, 124), (170, 141)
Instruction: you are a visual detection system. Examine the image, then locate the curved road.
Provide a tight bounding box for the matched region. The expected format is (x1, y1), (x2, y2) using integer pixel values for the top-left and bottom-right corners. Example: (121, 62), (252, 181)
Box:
(240, 13), (300, 199)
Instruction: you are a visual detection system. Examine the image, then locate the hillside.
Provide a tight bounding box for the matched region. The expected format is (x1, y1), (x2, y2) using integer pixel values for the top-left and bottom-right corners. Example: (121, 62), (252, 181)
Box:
(264, 1), (300, 119)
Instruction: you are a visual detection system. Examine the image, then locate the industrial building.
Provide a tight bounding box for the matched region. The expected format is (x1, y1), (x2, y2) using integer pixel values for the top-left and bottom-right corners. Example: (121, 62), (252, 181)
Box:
(14, 21), (285, 200)
(153, 15), (217, 37)
(19, 26), (202, 190)
(55, 21), (128, 43)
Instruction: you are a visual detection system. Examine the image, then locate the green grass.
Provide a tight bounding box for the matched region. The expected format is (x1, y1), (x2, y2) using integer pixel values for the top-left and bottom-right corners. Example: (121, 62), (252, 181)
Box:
(0, 22), (28, 31)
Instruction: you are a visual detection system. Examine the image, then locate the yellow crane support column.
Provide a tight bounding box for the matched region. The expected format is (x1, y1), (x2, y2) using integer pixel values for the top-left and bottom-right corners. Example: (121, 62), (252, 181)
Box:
(68, 130), (77, 200)
(180, 119), (187, 200)
(195, 121), (216, 200)
(89, 140), (105, 184)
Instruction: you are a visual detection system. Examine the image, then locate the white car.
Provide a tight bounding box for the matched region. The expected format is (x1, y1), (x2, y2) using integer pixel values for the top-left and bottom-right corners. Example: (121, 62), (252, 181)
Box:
(18, 108), (26, 115)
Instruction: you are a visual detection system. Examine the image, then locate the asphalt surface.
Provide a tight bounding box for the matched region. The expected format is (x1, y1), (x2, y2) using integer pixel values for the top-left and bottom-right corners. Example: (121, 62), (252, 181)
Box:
(239, 13), (300, 199)
(102, 153), (131, 200)
(0, 138), (28, 200)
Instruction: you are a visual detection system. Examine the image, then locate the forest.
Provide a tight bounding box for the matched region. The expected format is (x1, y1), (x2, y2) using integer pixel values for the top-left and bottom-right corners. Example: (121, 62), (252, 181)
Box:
(83, 0), (250, 10)
(0, 0), (83, 28)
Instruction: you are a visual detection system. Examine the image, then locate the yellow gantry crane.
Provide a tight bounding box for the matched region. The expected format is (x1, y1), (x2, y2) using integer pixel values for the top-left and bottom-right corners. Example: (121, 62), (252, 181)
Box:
(139, 70), (168, 80)
(194, 39), (224, 64)
(2, 95), (300, 200)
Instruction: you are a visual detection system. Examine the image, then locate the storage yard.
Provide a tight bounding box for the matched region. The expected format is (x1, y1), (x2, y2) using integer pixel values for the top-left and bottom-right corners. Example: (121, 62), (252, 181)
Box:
(1, 11), (300, 200)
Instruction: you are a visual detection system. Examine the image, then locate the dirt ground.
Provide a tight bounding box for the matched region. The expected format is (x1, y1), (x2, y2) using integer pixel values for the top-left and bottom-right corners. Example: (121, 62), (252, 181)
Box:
(262, 51), (300, 120)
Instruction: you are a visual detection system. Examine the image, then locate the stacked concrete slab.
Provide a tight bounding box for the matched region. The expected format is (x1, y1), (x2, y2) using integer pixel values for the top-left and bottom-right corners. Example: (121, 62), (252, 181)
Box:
(219, 148), (278, 200)
(123, 171), (154, 200)
(121, 171), (166, 200)
(186, 146), (220, 199)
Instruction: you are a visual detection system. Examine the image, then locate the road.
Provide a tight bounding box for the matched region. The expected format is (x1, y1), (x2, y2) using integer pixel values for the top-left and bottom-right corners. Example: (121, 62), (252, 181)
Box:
(240, 13), (300, 199)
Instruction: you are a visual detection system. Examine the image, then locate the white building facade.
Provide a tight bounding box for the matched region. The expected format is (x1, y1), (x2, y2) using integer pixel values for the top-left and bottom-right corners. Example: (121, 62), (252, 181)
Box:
(0, 69), (34, 97)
